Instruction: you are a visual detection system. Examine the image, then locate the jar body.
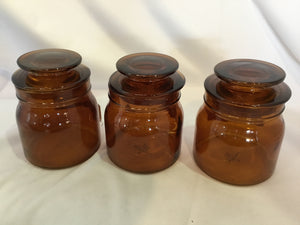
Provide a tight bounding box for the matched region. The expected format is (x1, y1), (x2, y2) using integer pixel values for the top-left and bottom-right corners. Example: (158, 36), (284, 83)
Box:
(16, 90), (101, 169)
(105, 98), (183, 173)
(194, 103), (285, 185)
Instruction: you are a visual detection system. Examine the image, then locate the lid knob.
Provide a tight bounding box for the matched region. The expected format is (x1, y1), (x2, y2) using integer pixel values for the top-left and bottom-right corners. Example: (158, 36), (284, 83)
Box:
(116, 52), (178, 78)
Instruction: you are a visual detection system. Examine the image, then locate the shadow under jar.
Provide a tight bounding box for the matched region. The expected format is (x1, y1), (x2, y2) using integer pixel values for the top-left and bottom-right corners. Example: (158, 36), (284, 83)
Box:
(105, 53), (185, 173)
(194, 59), (291, 185)
(12, 49), (101, 169)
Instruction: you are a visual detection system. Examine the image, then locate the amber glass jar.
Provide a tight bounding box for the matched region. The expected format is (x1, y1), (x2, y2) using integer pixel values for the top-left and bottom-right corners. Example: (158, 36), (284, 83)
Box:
(194, 59), (291, 185)
(105, 53), (185, 173)
(12, 49), (101, 169)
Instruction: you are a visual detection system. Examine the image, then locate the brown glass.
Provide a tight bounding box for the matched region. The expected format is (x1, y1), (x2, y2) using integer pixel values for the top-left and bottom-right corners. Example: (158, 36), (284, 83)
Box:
(105, 53), (185, 173)
(12, 49), (101, 169)
(194, 59), (291, 185)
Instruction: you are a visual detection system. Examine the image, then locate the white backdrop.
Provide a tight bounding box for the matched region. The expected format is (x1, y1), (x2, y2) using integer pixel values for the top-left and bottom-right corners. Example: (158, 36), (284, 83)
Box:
(0, 0), (299, 224)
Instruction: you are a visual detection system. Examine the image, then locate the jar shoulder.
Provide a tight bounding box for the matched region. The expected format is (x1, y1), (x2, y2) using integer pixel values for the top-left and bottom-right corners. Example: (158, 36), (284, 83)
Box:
(105, 100), (183, 117)
(195, 105), (285, 142)
(16, 91), (100, 130)
(105, 101), (183, 133)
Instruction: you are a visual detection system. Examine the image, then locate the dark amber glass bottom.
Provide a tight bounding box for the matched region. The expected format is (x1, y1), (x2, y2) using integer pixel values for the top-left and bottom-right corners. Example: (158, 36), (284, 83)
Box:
(194, 154), (275, 186)
(105, 101), (183, 173)
(25, 144), (99, 169)
(20, 128), (100, 169)
(16, 94), (101, 169)
(107, 148), (180, 173)
(194, 105), (284, 185)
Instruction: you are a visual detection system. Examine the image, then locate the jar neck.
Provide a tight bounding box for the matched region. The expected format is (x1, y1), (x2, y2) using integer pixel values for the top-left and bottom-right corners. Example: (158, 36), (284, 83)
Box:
(12, 64), (91, 106)
(15, 80), (91, 107)
(25, 70), (80, 90)
(109, 89), (181, 111)
(204, 91), (285, 120)
(217, 81), (277, 105)
(108, 69), (184, 106)
(109, 70), (184, 94)
(12, 65), (90, 90)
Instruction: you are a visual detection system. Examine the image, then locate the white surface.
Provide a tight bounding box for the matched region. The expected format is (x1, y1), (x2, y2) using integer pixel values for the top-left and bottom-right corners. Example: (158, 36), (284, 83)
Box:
(0, 0), (300, 224)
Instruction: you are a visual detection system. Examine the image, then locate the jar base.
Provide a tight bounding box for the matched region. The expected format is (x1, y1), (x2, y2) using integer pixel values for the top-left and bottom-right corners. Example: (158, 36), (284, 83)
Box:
(107, 150), (180, 174)
(194, 156), (273, 186)
(24, 143), (100, 169)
